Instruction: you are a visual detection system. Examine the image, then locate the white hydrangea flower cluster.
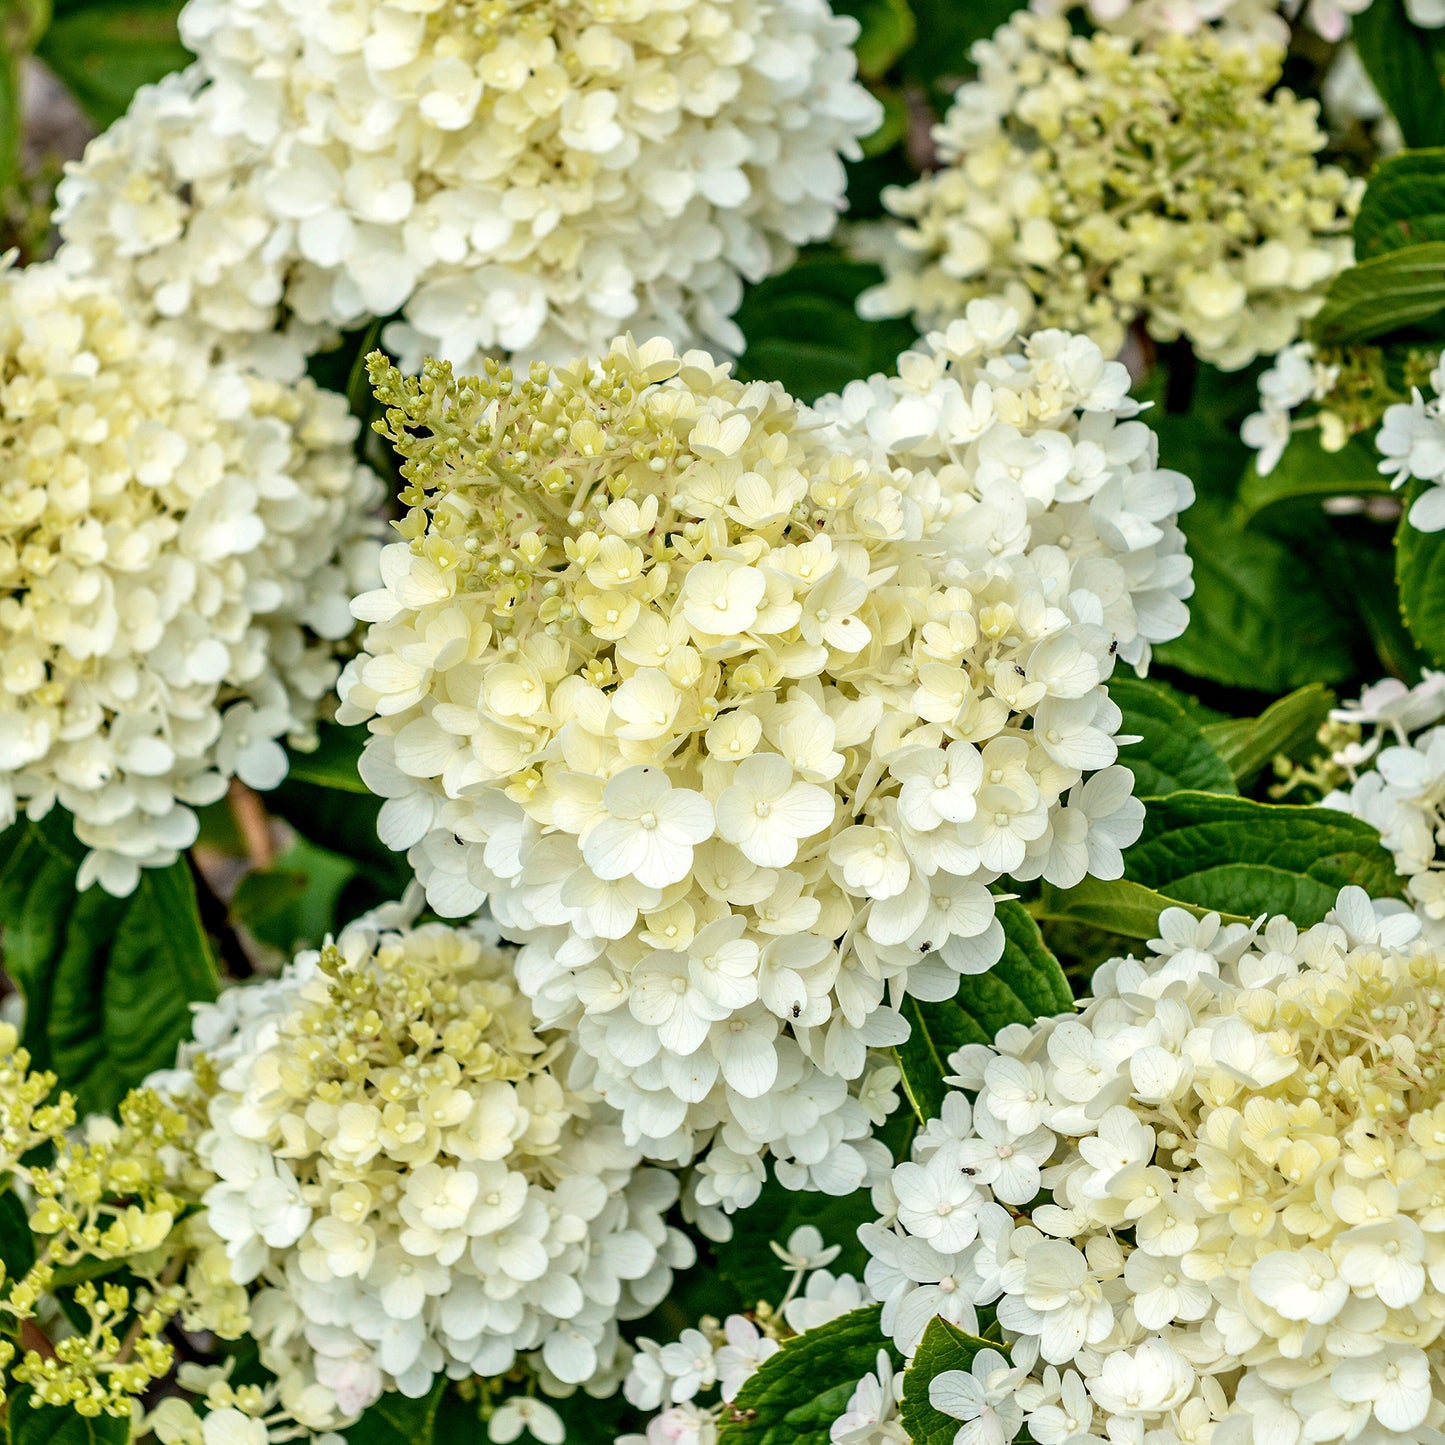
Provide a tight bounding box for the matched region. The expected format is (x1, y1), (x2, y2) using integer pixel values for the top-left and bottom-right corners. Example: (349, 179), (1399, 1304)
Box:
(619, 1227), (891, 1445)
(857, 15), (1361, 371)
(862, 886), (1445, 1445)
(54, 0), (881, 378)
(0, 261), (382, 896)
(155, 900), (692, 1430)
(1323, 671), (1445, 931)
(1032, 0), (1445, 40)
(815, 302), (1195, 674)
(337, 331), (1154, 1211)
(1028, 0), (1290, 42)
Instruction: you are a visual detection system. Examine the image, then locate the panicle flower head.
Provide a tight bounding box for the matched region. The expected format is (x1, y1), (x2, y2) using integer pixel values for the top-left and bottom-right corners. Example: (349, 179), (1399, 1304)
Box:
(337, 330), (1154, 1213)
(0, 1022), (205, 1421)
(858, 15), (1361, 370)
(0, 261), (383, 895)
(54, 0), (882, 376)
(158, 901), (691, 1429)
(862, 886), (1445, 1445)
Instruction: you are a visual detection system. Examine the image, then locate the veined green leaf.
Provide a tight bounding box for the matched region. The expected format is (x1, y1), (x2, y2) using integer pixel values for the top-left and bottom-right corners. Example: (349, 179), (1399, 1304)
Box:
(719, 1306), (896, 1445)
(896, 901), (1071, 1122)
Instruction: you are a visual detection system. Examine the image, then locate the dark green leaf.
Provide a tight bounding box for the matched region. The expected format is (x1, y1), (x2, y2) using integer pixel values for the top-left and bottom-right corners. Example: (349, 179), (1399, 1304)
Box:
(720, 1171), (877, 1308)
(1156, 498), (1358, 692)
(1351, 528), (1429, 683)
(284, 723), (370, 794)
(720, 1306), (896, 1445)
(0, 814), (218, 1114)
(1109, 678), (1235, 798)
(1397, 479), (1445, 663)
(1353, 0), (1445, 151)
(902, 0), (1013, 85)
(734, 259), (917, 403)
(0, 1186), (34, 1281)
(1310, 241), (1445, 347)
(900, 1318), (1002, 1445)
(1355, 149), (1445, 259)
(1234, 435), (1390, 524)
(1139, 359), (1260, 502)
(266, 757), (412, 904)
(896, 901), (1071, 1122)
(1200, 684), (1335, 789)
(344, 1381), (445, 1445)
(835, 0), (915, 79)
(5, 1387), (130, 1445)
(1123, 791), (1404, 924)
(37, 0), (190, 129)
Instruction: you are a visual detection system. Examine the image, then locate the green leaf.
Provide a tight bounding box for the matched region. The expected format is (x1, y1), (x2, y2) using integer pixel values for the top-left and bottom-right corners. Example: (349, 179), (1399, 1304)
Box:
(1234, 435), (1391, 525)
(1351, 529), (1429, 683)
(896, 901), (1072, 1122)
(344, 1381), (445, 1445)
(283, 723), (370, 794)
(1355, 149), (1445, 259)
(1123, 791), (1404, 924)
(0, 1), (51, 194)
(5, 1387), (130, 1445)
(1144, 363), (1260, 502)
(0, 814), (218, 1114)
(1310, 242), (1445, 347)
(1397, 480), (1445, 664)
(1156, 498), (1358, 692)
(734, 259), (917, 403)
(267, 752), (412, 903)
(720, 1172), (878, 1308)
(1108, 678), (1235, 798)
(36, 0), (190, 129)
(900, 1318), (1002, 1445)
(861, 87), (909, 159)
(1037, 875), (1245, 940)
(720, 1306), (896, 1445)
(0, 1186), (34, 1281)
(1353, 0), (1445, 151)
(1200, 684), (1335, 789)
(230, 837), (358, 957)
(835, 0), (915, 79)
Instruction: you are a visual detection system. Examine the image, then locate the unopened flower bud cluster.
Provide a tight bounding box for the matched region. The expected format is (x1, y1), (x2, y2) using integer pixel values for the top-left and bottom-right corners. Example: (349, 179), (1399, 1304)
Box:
(858, 16), (1360, 370)
(814, 302), (1195, 675)
(160, 903), (691, 1431)
(0, 1024), (202, 1419)
(337, 332), (1150, 1211)
(0, 262), (383, 895)
(54, 0), (881, 377)
(862, 887), (1445, 1445)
